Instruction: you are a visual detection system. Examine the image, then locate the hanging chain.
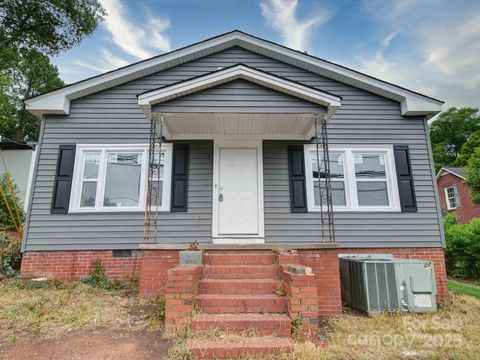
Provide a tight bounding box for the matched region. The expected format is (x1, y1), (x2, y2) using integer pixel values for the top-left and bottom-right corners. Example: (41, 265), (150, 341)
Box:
(143, 114), (164, 243)
(314, 114), (336, 243)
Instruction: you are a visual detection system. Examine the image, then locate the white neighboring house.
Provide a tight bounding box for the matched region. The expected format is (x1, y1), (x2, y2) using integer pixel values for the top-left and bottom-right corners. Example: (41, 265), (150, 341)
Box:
(0, 141), (37, 211)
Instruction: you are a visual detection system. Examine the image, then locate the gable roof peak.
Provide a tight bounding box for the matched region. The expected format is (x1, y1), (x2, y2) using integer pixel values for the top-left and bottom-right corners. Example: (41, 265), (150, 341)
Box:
(25, 30), (443, 119)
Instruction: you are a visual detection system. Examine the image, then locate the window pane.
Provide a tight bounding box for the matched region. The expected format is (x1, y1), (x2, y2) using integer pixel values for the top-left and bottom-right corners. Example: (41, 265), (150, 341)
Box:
(312, 152), (344, 179)
(80, 182), (97, 207)
(149, 180), (163, 207)
(152, 152), (165, 179)
(83, 152), (100, 179)
(357, 181), (389, 206)
(314, 181), (346, 206)
(103, 153), (142, 207)
(354, 153), (386, 178)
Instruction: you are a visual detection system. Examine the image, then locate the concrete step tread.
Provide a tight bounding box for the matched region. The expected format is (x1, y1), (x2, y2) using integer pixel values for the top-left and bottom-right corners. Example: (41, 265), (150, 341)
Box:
(199, 279), (279, 283)
(196, 294), (284, 300)
(193, 313), (290, 321)
(203, 264), (277, 268)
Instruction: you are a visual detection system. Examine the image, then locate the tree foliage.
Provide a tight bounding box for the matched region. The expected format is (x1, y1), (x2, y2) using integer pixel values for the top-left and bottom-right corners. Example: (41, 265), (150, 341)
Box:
(1, 50), (64, 141)
(465, 148), (480, 206)
(0, 0), (106, 70)
(0, 0), (105, 141)
(456, 130), (480, 167)
(429, 107), (480, 171)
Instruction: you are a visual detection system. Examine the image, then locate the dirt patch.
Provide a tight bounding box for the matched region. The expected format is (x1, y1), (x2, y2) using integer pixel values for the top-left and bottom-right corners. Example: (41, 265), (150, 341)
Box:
(0, 328), (169, 360)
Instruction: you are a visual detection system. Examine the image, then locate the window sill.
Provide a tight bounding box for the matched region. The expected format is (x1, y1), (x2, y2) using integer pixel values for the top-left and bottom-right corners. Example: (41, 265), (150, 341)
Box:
(68, 208), (171, 214)
(308, 207), (401, 213)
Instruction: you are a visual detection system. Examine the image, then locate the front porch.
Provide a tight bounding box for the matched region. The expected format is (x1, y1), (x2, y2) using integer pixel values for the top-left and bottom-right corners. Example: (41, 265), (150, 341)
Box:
(138, 64), (342, 246)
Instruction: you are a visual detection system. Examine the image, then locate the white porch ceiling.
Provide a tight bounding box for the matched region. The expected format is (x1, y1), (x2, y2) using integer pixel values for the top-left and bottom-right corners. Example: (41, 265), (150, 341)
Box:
(159, 112), (316, 140)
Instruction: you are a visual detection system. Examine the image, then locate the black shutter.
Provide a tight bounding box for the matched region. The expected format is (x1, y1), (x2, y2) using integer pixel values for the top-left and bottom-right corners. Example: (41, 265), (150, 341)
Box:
(171, 144), (189, 212)
(51, 145), (76, 214)
(288, 145), (307, 213)
(393, 145), (417, 212)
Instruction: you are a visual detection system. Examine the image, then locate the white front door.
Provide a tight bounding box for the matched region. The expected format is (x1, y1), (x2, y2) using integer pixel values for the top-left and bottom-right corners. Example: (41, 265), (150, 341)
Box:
(213, 140), (264, 243)
(218, 148), (258, 234)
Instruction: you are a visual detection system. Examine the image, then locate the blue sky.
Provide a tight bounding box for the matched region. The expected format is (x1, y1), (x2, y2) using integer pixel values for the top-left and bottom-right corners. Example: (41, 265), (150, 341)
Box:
(53, 0), (480, 109)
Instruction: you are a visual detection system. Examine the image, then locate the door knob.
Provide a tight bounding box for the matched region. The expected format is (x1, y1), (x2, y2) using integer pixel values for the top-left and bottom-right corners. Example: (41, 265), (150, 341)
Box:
(219, 193), (224, 202)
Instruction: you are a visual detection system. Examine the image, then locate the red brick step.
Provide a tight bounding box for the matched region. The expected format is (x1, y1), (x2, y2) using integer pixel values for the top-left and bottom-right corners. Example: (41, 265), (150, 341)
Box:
(187, 337), (293, 359)
(196, 294), (287, 314)
(202, 265), (278, 279)
(204, 253), (276, 266)
(191, 313), (291, 337)
(198, 279), (280, 295)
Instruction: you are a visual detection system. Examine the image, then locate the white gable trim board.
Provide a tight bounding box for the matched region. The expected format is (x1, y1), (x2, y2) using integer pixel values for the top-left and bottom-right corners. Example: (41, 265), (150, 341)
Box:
(26, 31), (442, 118)
(138, 64), (341, 113)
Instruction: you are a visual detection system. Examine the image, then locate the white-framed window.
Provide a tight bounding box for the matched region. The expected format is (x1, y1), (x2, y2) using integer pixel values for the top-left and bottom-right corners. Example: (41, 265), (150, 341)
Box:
(445, 185), (460, 210)
(304, 145), (400, 212)
(70, 144), (172, 212)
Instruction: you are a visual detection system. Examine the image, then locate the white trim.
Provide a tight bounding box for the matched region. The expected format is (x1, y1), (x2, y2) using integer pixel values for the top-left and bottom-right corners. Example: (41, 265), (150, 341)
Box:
(167, 133), (313, 141)
(138, 64), (341, 110)
(212, 138), (265, 242)
(26, 31), (442, 118)
(69, 143), (172, 213)
(304, 145), (401, 212)
(444, 184), (459, 210)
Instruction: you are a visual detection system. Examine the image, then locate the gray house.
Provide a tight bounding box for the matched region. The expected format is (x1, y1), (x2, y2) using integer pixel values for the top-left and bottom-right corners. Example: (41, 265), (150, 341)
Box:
(21, 32), (448, 350)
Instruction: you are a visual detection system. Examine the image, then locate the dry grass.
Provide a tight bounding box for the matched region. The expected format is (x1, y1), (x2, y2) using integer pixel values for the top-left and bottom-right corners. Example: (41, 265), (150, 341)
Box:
(165, 293), (480, 360)
(0, 278), (163, 345)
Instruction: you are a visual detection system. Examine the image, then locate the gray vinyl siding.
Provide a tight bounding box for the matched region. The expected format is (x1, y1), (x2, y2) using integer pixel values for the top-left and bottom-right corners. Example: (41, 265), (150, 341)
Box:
(26, 138), (213, 251)
(23, 46), (442, 251)
(152, 79), (325, 114)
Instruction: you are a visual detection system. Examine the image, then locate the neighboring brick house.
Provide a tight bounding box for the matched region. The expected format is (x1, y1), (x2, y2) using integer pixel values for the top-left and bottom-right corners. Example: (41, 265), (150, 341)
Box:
(437, 167), (480, 224)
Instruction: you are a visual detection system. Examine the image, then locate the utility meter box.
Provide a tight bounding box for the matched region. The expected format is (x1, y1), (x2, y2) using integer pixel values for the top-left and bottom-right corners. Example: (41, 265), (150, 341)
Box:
(339, 256), (437, 315)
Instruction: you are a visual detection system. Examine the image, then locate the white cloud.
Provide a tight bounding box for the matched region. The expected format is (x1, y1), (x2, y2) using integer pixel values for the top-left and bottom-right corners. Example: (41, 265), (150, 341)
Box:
(260, 0), (329, 51)
(356, 0), (480, 108)
(100, 0), (171, 59)
(74, 48), (131, 73)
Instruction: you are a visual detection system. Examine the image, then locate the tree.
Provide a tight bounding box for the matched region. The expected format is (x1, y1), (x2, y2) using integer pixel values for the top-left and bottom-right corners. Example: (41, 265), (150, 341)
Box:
(465, 148), (480, 206)
(0, 50), (64, 141)
(0, 0), (106, 141)
(429, 107), (480, 171)
(0, 0), (105, 70)
(455, 130), (480, 166)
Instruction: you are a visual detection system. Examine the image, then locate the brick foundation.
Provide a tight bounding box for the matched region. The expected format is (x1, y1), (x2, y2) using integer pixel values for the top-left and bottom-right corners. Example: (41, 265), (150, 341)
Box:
(139, 250), (179, 298)
(165, 264), (202, 329)
(20, 250), (140, 281)
(21, 247), (448, 315)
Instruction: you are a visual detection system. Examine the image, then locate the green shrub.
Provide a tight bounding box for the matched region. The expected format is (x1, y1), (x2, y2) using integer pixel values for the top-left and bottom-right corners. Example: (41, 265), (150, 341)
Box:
(444, 216), (480, 279)
(0, 231), (21, 276)
(81, 258), (126, 290)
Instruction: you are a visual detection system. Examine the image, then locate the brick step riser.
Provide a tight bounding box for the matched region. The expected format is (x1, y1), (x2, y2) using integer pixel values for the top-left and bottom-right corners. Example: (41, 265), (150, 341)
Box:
(188, 339), (293, 359)
(203, 255), (276, 266)
(198, 282), (279, 295)
(202, 273), (277, 280)
(196, 299), (287, 314)
(204, 260), (275, 266)
(202, 266), (278, 279)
